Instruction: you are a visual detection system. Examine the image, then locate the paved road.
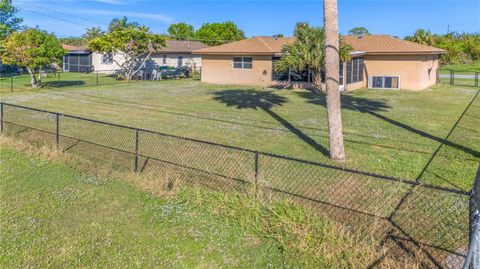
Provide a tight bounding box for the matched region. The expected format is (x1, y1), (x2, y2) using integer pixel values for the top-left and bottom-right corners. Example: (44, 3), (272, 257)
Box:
(440, 74), (476, 79)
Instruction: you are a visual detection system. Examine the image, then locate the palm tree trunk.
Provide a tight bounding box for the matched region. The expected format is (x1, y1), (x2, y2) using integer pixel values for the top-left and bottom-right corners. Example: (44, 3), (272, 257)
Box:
(324, 0), (346, 161)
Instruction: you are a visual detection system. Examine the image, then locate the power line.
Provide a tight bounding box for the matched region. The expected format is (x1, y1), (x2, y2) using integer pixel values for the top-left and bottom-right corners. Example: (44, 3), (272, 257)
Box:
(20, 7), (95, 28)
(18, 1), (106, 26)
(18, 4), (246, 44)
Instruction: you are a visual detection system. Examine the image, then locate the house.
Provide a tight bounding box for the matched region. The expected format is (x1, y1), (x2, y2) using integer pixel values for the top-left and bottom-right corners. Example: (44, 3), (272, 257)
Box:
(193, 35), (446, 91)
(62, 40), (209, 73)
(62, 44), (92, 73)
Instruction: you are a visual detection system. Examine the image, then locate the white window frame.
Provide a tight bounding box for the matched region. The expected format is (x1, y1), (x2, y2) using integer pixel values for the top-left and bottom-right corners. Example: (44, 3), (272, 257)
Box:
(368, 76), (401, 89)
(233, 56), (253, 70)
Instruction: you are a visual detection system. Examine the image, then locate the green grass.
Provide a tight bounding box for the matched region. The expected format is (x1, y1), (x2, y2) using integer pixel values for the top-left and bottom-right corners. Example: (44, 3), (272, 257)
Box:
(440, 61), (480, 73)
(1, 79), (479, 191)
(0, 72), (124, 93)
(0, 146), (392, 268)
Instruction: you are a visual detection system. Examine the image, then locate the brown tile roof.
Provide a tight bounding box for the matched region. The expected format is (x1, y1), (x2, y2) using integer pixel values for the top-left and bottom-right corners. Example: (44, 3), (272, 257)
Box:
(159, 40), (209, 53)
(62, 44), (88, 52)
(193, 37), (294, 55)
(193, 35), (445, 55)
(342, 35), (446, 54)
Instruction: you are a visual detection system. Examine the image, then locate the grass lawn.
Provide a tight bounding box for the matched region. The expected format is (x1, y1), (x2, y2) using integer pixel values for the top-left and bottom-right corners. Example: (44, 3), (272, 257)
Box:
(0, 72), (124, 93)
(440, 61), (480, 73)
(1, 79), (479, 191)
(0, 145), (393, 268)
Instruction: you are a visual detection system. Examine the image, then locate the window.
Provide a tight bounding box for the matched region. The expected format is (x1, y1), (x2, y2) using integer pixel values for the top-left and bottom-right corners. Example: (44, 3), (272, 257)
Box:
(345, 57), (364, 84)
(64, 53), (92, 73)
(233, 57), (253, 69)
(368, 76), (400, 89)
(162, 55), (167, 64)
(177, 56), (183, 67)
(339, 62), (344, 85)
(101, 53), (113, 64)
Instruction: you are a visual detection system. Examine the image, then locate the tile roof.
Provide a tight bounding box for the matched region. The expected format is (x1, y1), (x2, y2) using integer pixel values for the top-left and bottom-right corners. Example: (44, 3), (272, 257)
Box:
(193, 37), (294, 55)
(62, 44), (88, 52)
(159, 40), (209, 53)
(193, 35), (445, 55)
(342, 35), (446, 54)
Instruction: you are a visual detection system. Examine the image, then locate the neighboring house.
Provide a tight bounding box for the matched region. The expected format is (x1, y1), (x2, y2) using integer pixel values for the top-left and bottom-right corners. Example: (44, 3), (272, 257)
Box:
(62, 40), (209, 73)
(62, 44), (93, 73)
(193, 35), (446, 91)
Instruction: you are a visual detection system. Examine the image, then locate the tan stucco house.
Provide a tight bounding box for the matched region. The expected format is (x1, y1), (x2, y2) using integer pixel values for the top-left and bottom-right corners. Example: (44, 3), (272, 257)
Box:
(193, 35), (446, 91)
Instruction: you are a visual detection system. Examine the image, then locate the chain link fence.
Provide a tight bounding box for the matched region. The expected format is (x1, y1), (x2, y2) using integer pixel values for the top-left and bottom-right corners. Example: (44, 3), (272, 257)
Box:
(0, 70), (131, 93)
(0, 101), (474, 268)
(463, 165), (480, 269)
(439, 69), (480, 88)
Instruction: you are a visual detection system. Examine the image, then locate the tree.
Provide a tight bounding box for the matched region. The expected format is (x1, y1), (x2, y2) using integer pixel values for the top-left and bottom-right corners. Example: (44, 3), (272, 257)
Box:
(60, 36), (85, 46)
(274, 23), (352, 87)
(88, 26), (166, 81)
(404, 29), (435, 46)
(324, 0), (346, 161)
(348, 26), (369, 36)
(0, 0), (23, 41)
(273, 34), (284, 38)
(195, 21), (245, 46)
(108, 16), (139, 33)
(275, 24), (325, 86)
(83, 27), (104, 41)
(1, 28), (64, 87)
(167, 22), (195, 40)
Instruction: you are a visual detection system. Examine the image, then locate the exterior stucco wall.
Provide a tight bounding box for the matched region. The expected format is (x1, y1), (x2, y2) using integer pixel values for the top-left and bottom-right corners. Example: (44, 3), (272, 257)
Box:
(148, 53), (202, 71)
(363, 54), (439, 90)
(200, 55), (273, 85)
(91, 52), (124, 73)
(91, 52), (202, 73)
(200, 53), (440, 91)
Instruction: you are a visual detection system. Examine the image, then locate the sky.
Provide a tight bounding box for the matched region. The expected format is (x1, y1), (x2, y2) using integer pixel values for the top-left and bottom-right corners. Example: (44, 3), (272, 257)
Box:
(14, 0), (480, 39)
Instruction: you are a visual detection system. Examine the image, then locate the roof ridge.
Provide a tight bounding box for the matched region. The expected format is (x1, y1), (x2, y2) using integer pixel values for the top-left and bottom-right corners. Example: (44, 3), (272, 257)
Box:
(257, 37), (273, 51)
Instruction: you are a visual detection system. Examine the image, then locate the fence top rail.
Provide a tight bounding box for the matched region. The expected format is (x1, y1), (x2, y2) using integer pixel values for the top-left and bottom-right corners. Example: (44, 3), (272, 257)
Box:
(0, 101), (470, 196)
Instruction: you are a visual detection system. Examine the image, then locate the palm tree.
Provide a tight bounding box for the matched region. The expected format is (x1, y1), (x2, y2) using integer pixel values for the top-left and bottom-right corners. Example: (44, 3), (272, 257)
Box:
(405, 29), (436, 46)
(108, 16), (139, 33)
(274, 23), (352, 87)
(324, 0), (346, 161)
(82, 27), (104, 41)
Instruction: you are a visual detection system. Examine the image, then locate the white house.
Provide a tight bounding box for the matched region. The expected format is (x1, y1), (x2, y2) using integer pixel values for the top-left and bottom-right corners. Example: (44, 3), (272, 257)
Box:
(62, 40), (209, 73)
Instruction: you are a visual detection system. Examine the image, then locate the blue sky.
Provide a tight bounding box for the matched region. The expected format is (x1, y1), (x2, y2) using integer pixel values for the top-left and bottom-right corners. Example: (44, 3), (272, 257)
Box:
(15, 0), (480, 38)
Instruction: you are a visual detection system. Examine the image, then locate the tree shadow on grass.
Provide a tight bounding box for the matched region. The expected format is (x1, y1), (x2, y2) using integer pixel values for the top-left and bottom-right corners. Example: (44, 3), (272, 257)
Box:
(40, 80), (85, 88)
(212, 89), (330, 157)
(296, 91), (480, 159)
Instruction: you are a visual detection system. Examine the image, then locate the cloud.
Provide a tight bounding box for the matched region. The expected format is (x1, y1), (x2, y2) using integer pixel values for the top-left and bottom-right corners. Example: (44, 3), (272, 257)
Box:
(77, 9), (175, 23)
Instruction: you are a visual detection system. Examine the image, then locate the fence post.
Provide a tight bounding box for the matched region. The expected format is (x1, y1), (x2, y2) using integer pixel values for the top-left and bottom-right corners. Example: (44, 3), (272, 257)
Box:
(0, 103), (3, 133)
(134, 129), (139, 173)
(254, 152), (259, 195)
(10, 76), (13, 92)
(476, 72), (479, 88)
(96, 71), (99, 87)
(55, 113), (60, 149)
(450, 70), (455, 85)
